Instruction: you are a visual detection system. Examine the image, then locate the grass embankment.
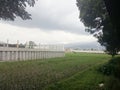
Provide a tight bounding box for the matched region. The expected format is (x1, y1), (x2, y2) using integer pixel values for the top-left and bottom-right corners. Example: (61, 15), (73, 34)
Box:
(0, 53), (110, 90)
(47, 54), (120, 90)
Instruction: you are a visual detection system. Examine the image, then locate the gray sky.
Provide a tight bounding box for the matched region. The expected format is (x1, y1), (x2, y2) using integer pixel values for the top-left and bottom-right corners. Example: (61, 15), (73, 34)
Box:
(0, 0), (98, 46)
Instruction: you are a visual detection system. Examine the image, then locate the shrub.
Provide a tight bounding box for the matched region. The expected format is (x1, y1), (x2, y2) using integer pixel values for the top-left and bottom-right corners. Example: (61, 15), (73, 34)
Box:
(98, 57), (120, 79)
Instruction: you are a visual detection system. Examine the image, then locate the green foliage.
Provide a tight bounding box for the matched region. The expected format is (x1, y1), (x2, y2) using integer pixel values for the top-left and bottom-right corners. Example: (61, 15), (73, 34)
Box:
(77, 0), (106, 28)
(97, 56), (120, 90)
(76, 0), (120, 56)
(100, 17), (119, 57)
(0, 0), (36, 20)
(98, 57), (120, 79)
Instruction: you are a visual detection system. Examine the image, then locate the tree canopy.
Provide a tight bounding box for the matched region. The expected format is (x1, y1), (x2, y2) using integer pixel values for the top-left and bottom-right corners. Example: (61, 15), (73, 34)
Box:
(103, 0), (120, 32)
(0, 0), (35, 21)
(76, 0), (120, 57)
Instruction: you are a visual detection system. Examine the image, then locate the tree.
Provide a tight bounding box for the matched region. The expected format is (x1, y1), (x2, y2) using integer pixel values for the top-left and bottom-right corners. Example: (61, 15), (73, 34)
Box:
(103, 0), (120, 57)
(76, 0), (120, 57)
(103, 0), (120, 32)
(29, 41), (36, 49)
(0, 0), (36, 21)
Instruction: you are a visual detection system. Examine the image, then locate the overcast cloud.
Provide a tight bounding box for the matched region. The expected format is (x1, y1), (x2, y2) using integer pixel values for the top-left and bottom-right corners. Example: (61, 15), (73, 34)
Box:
(0, 0), (99, 47)
(2, 0), (86, 34)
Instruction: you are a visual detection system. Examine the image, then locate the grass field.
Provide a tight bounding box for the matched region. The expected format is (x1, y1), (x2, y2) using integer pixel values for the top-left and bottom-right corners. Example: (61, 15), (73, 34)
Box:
(0, 53), (111, 90)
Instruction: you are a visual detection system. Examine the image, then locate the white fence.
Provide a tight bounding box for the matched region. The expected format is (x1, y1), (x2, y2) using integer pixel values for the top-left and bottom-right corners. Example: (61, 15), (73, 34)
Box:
(71, 50), (105, 53)
(0, 45), (65, 61)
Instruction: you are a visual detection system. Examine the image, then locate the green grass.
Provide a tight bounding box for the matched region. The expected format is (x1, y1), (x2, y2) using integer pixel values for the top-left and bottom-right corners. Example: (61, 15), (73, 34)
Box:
(46, 66), (107, 90)
(0, 53), (110, 90)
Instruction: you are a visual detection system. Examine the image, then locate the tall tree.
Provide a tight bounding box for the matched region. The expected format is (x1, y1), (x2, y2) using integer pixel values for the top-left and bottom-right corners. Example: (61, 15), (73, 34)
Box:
(0, 0), (35, 21)
(103, 0), (120, 32)
(76, 0), (120, 57)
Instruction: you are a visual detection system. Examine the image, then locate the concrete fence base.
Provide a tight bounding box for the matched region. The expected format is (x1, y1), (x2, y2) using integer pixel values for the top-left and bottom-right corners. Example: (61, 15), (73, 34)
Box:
(0, 48), (65, 61)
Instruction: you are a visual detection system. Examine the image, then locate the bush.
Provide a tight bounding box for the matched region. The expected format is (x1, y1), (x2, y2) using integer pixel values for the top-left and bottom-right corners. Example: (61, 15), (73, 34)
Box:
(98, 57), (120, 79)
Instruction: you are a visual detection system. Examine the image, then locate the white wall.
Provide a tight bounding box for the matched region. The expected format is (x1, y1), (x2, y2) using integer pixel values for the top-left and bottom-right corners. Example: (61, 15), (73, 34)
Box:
(0, 47), (65, 61)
